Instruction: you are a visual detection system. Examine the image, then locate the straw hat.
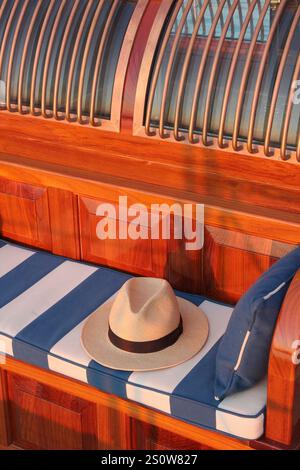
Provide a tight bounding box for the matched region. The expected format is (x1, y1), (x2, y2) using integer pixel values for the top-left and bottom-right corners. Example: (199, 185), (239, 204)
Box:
(81, 278), (209, 371)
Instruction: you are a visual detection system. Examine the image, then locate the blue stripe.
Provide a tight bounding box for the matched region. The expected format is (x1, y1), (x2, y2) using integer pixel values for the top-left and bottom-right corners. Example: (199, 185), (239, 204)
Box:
(87, 361), (131, 398)
(0, 252), (64, 308)
(0, 240), (6, 248)
(171, 341), (221, 429)
(14, 268), (132, 367)
(175, 290), (205, 305)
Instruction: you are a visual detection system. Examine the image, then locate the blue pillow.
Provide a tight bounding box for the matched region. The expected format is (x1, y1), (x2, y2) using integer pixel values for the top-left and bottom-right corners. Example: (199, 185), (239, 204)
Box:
(215, 246), (300, 401)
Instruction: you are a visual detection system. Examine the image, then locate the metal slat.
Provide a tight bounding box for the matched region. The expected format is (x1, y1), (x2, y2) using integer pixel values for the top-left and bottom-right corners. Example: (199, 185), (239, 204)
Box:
(90, 0), (119, 126)
(0, 0), (20, 108)
(144, 0), (185, 137)
(18, 0), (43, 114)
(77, 0), (106, 124)
(41, 0), (67, 118)
(6, 0), (30, 111)
(247, 0), (288, 153)
(53, 0), (80, 120)
(280, 52), (300, 160)
(158, 0), (194, 139)
(264, 5), (300, 156)
(189, 0), (227, 144)
(65, 0), (94, 121)
(202, 0), (239, 146)
(30, 0), (56, 115)
(232, 0), (271, 151)
(218, 0), (258, 148)
(173, 0), (211, 141)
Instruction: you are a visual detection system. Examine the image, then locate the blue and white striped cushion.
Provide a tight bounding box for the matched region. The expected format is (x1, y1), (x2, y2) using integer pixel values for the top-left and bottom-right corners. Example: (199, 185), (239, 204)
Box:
(0, 240), (266, 440)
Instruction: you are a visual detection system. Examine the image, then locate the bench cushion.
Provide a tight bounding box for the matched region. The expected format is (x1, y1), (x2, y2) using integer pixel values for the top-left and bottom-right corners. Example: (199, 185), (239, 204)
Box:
(0, 240), (266, 440)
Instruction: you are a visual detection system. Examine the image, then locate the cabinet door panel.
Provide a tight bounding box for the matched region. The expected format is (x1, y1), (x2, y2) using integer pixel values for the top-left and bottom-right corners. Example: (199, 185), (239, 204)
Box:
(130, 419), (208, 450)
(7, 373), (97, 450)
(79, 196), (168, 278)
(0, 178), (51, 250)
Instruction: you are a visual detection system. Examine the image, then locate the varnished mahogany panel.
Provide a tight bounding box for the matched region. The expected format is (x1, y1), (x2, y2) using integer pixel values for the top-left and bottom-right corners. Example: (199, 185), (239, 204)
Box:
(48, 187), (80, 260)
(0, 177), (51, 250)
(203, 226), (295, 303)
(79, 195), (168, 277)
(130, 419), (210, 450)
(7, 373), (98, 450)
(0, 370), (11, 447)
(0, 357), (254, 450)
(266, 270), (300, 446)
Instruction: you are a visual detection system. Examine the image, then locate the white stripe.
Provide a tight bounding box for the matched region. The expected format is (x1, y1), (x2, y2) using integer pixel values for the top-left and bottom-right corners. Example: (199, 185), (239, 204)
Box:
(218, 378), (267, 415)
(50, 319), (92, 367)
(264, 282), (286, 300)
(234, 330), (251, 371)
(0, 261), (98, 336)
(0, 244), (35, 278)
(216, 379), (267, 439)
(126, 301), (233, 412)
(126, 384), (171, 414)
(48, 356), (88, 383)
(50, 293), (117, 366)
(0, 334), (13, 357)
(216, 411), (264, 440)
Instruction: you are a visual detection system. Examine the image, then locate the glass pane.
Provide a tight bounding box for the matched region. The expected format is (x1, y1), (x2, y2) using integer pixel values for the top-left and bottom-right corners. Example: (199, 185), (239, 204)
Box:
(148, 0), (300, 151)
(0, 0), (136, 120)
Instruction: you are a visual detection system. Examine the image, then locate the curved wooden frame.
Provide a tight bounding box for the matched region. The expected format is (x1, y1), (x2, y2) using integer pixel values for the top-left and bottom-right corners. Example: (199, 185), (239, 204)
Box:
(266, 269), (300, 447)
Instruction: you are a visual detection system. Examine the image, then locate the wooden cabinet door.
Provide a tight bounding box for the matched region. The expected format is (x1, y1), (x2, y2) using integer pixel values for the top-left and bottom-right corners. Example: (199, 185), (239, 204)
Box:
(130, 419), (210, 450)
(0, 177), (51, 250)
(7, 373), (98, 450)
(79, 195), (168, 278)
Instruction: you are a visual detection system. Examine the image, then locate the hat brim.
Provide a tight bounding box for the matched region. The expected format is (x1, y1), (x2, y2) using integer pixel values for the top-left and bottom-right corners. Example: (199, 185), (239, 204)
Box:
(81, 296), (209, 371)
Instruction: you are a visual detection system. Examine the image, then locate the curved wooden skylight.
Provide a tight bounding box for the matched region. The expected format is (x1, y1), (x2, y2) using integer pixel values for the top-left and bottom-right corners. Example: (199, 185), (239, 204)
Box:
(0, 0), (147, 131)
(134, 0), (300, 161)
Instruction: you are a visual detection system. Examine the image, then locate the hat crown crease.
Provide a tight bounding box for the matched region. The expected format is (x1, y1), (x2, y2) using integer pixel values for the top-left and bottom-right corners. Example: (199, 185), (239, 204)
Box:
(109, 278), (180, 342)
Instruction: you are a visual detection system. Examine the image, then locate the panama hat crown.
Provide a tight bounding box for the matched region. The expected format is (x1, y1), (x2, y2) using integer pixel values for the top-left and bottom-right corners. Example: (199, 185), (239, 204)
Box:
(82, 277), (209, 371)
(109, 278), (181, 343)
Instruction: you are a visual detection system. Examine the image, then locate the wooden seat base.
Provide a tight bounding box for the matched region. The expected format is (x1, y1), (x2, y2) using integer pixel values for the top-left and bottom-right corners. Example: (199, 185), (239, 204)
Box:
(0, 357), (261, 451)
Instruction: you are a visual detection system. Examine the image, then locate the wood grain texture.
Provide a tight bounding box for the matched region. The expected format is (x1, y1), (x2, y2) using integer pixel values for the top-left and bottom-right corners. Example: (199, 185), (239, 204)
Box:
(79, 195), (168, 278)
(48, 187), (80, 259)
(203, 227), (293, 303)
(266, 269), (300, 446)
(130, 419), (209, 450)
(0, 177), (51, 250)
(1, 113), (300, 218)
(7, 373), (98, 450)
(0, 357), (254, 450)
(0, 370), (11, 447)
